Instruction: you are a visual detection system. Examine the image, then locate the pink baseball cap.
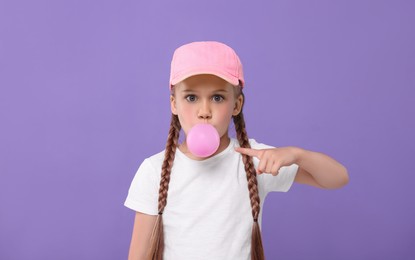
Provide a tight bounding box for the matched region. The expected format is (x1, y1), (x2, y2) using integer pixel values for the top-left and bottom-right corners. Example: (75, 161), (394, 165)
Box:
(169, 41), (245, 90)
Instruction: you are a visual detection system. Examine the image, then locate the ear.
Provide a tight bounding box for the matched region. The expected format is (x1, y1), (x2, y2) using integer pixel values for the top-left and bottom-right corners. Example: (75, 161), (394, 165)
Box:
(232, 94), (243, 116)
(170, 95), (178, 115)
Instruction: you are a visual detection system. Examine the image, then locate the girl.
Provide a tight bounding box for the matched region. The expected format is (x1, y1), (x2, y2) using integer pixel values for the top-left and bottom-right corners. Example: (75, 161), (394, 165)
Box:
(124, 41), (349, 260)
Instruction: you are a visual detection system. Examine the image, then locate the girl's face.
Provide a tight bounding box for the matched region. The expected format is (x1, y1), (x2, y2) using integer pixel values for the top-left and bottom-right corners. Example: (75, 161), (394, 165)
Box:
(170, 74), (243, 141)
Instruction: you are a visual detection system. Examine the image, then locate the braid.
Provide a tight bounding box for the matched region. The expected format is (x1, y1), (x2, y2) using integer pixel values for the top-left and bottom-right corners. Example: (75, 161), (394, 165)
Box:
(147, 114), (181, 260)
(158, 114), (181, 212)
(233, 111), (265, 260)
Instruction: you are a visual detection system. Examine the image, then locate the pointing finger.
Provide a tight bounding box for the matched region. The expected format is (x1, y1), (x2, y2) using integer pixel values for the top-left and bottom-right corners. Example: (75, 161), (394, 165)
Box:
(234, 147), (261, 158)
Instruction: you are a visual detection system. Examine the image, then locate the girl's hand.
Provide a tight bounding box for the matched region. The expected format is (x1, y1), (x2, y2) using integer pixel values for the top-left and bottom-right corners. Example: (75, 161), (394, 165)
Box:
(234, 147), (300, 176)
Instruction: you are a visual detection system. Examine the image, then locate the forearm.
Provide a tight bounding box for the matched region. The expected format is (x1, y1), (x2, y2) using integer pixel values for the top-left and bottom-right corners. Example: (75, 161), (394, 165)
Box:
(294, 147), (349, 189)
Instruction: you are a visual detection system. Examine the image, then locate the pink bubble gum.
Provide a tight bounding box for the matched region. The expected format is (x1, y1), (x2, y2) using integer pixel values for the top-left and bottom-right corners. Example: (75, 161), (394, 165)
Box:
(186, 123), (220, 158)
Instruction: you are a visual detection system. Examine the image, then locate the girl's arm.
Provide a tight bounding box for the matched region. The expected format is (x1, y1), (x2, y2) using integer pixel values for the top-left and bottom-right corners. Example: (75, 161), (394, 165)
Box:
(293, 148), (349, 189)
(128, 211), (158, 260)
(235, 146), (349, 189)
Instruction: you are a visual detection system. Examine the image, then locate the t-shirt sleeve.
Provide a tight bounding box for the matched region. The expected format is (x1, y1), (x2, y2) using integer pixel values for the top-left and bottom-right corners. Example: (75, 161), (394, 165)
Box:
(250, 139), (299, 193)
(124, 158), (159, 215)
(260, 163), (299, 193)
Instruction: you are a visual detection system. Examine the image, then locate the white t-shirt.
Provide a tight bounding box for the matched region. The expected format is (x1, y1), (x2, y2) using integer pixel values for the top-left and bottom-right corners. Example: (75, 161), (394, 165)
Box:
(124, 138), (298, 260)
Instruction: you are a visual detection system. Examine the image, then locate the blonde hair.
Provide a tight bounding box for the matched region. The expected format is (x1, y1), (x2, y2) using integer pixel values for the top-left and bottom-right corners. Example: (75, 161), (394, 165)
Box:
(147, 88), (265, 260)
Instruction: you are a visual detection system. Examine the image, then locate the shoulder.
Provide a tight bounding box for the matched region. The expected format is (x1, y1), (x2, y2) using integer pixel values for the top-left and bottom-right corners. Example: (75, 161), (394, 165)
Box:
(146, 149), (166, 166)
(141, 147), (184, 171)
(248, 138), (275, 150)
(132, 150), (165, 178)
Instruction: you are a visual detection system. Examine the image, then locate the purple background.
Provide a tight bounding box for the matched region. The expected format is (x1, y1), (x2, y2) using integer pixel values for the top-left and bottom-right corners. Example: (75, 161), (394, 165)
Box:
(1, 0), (414, 259)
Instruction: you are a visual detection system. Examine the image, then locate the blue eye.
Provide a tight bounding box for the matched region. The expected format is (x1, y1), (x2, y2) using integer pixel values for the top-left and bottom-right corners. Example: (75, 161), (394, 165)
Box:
(212, 95), (224, 102)
(185, 95), (197, 102)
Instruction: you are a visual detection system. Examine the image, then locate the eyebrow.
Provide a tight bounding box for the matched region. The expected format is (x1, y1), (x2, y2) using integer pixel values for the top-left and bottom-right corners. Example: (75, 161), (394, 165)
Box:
(181, 89), (229, 93)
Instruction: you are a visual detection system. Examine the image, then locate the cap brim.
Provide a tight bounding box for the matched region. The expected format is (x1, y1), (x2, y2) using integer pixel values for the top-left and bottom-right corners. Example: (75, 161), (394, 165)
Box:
(170, 70), (240, 89)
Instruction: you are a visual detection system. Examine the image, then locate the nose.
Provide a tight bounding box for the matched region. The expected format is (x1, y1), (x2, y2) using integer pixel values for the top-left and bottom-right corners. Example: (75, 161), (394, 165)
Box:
(198, 100), (212, 120)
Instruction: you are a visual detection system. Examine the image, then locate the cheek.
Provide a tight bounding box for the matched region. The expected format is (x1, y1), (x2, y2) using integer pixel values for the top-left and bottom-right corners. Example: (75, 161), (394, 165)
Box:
(177, 104), (194, 132)
(222, 103), (235, 118)
(180, 106), (193, 120)
(215, 105), (234, 127)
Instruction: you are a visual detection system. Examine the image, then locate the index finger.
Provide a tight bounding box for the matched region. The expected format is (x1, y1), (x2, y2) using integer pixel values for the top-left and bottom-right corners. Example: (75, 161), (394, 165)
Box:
(234, 147), (261, 158)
